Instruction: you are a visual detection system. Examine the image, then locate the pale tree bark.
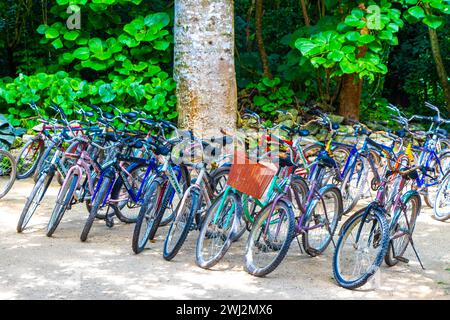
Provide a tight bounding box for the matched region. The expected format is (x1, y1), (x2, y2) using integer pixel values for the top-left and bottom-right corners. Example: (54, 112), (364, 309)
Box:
(174, 0), (237, 136)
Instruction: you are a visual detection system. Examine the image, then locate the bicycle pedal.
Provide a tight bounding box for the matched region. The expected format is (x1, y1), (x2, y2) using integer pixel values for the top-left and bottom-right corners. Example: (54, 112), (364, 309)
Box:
(394, 256), (409, 264)
(307, 248), (320, 256)
(105, 217), (114, 228)
(189, 223), (196, 231)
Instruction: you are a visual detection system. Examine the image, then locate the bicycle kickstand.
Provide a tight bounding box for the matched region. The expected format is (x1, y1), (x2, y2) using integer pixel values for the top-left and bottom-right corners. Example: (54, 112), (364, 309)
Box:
(409, 236), (425, 270)
(295, 234), (304, 254)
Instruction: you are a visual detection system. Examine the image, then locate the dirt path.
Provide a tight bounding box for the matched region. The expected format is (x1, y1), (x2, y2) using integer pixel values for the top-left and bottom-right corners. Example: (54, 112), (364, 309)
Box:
(0, 180), (449, 300)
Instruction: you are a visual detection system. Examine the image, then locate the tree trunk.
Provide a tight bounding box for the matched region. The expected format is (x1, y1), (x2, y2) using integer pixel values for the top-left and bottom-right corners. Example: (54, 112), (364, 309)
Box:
(299, 0), (310, 27)
(338, 74), (362, 120)
(338, 3), (368, 120)
(428, 27), (450, 114)
(255, 0), (272, 78)
(174, 0), (237, 136)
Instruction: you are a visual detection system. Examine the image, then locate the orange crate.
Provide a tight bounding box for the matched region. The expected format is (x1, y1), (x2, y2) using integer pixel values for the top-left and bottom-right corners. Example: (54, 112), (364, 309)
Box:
(227, 151), (277, 199)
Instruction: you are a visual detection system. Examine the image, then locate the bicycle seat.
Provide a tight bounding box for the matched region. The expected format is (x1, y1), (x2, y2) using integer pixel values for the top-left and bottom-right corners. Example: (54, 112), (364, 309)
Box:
(103, 112), (115, 121)
(396, 129), (406, 138)
(123, 112), (137, 120)
(146, 138), (170, 156)
(84, 110), (94, 118)
(297, 129), (310, 137)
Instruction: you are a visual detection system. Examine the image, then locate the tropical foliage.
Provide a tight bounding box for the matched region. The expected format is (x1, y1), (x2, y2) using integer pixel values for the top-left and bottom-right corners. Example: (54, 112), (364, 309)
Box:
(0, 0), (449, 128)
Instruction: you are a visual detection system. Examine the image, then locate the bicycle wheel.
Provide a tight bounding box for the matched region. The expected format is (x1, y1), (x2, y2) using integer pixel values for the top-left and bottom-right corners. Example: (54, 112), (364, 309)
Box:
(17, 171), (54, 232)
(424, 152), (450, 208)
(333, 206), (390, 289)
(132, 177), (164, 254)
(46, 174), (79, 237)
(434, 170), (450, 221)
(163, 189), (199, 261)
(288, 175), (309, 218)
(16, 138), (44, 179)
(209, 165), (230, 197)
(0, 150), (16, 199)
(33, 142), (57, 182)
(110, 163), (150, 223)
(340, 157), (369, 214)
(80, 176), (112, 242)
(158, 165), (190, 227)
(385, 192), (421, 266)
(302, 186), (342, 256)
(195, 191), (242, 269)
(244, 199), (295, 277)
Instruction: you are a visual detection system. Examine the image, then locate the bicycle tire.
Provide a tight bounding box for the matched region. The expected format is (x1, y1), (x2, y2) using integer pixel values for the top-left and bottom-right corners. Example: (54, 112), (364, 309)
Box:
(434, 169), (450, 221)
(302, 185), (342, 256)
(0, 149), (16, 199)
(46, 174), (79, 237)
(163, 189), (199, 261)
(132, 177), (164, 254)
(33, 141), (57, 182)
(159, 164), (190, 227)
(17, 171), (54, 232)
(195, 191), (242, 269)
(385, 192), (420, 266)
(424, 151), (450, 208)
(80, 176), (112, 242)
(333, 206), (390, 289)
(15, 138), (44, 179)
(244, 199), (295, 277)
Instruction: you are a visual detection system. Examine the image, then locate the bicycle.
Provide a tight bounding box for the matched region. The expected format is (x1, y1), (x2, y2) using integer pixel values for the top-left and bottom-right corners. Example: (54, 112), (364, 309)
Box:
(333, 144), (424, 289)
(162, 135), (233, 261)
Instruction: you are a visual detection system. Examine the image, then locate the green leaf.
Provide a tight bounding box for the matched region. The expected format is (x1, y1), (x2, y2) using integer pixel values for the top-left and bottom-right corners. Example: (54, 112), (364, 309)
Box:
(423, 15), (445, 29)
(379, 30), (393, 41)
(154, 40), (170, 51)
(98, 84), (116, 103)
(345, 31), (360, 42)
(407, 6), (425, 19)
(63, 31), (80, 41)
(37, 24), (48, 35)
(262, 77), (281, 88)
(340, 59), (358, 74)
(327, 51), (344, 62)
(342, 45), (356, 54)
(51, 38), (63, 50)
(45, 27), (59, 39)
(358, 34), (376, 44)
(73, 47), (90, 60)
(310, 57), (327, 67)
(253, 95), (269, 107)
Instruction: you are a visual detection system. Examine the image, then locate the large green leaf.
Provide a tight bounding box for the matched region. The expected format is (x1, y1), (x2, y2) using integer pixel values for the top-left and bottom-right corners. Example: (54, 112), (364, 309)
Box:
(423, 15), (445, 29)
(407, 6), (425, 19)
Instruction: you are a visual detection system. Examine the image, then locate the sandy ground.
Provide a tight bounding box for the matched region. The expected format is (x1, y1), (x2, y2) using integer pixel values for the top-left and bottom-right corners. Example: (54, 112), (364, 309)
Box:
(0, 179), (449, 300)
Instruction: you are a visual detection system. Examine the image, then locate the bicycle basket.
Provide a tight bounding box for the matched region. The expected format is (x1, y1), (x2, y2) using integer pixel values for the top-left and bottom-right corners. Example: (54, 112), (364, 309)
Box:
(227, 151), (277, 199)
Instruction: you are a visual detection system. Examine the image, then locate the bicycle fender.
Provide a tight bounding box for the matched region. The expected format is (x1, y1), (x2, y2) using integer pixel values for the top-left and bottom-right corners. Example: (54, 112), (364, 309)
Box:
(391, 190), (422, 226)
